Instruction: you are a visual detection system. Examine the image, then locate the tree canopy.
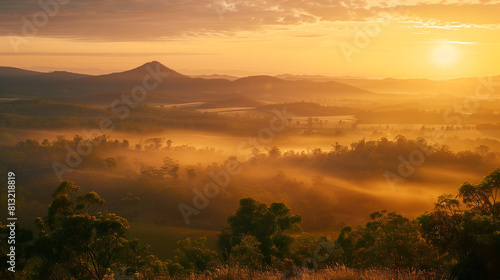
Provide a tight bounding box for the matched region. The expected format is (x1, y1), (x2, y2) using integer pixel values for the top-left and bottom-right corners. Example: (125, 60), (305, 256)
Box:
(218, 197), (302, 266)
(418, 168), (500, 279)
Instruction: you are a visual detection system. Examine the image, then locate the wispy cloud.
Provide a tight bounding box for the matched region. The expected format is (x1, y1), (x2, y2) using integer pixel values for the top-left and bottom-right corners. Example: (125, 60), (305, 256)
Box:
(1, 0), (500, 41)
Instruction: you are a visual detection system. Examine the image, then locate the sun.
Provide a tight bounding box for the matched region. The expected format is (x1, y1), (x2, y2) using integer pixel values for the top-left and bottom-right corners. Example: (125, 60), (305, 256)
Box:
(432, 44), (460, 68)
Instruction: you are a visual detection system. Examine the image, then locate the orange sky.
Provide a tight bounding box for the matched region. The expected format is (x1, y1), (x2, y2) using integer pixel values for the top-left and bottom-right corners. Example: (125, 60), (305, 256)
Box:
(1, 0), (500, 78)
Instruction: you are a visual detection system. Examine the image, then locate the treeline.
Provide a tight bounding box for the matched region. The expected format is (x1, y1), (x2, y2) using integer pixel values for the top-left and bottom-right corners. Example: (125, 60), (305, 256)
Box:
(356, 109), (500, 125)
(257, 102), (500, 126)
(258, 102), (360, 116)
(0, 99), (271, 134)
(2, 169), (500, 279)
(251, 136), (499, 178)
(0, 135), (131, 172)
(0, 134), (219, 179)
(4, 134), (498, 178)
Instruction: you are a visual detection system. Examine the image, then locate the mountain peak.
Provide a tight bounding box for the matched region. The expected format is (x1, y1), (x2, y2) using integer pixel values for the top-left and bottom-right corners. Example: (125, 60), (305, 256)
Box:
(132, 61), (186, 78)
(141, 61), (163, 68)
(85, 61), (187, 81)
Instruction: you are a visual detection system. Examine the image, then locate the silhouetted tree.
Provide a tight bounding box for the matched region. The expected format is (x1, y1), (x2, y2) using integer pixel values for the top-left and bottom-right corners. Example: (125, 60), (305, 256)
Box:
(418, 168), (500, 279)
(228, 234), (264, 270)
(171, 237), (219, 274)
(29, 181), (129, 280)
(337, 211), (443, 271)
(218, 198), (302, 266)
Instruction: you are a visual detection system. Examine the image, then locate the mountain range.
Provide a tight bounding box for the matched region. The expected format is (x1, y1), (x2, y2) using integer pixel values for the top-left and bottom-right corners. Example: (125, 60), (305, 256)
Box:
(0, 62), (372, 106)
(1, 61), (498, 106)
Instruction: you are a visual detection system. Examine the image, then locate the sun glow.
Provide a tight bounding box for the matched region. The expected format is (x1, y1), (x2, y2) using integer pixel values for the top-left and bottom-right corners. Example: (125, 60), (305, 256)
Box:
(432, 44), (460, 68)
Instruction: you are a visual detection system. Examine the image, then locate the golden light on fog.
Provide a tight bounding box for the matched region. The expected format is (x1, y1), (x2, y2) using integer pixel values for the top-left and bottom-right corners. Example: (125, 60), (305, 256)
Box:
(432, 43), (460, 68)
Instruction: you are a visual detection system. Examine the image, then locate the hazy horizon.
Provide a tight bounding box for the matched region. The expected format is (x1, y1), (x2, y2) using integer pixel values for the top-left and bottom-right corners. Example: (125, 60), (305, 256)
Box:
(1, 61), (499, 81)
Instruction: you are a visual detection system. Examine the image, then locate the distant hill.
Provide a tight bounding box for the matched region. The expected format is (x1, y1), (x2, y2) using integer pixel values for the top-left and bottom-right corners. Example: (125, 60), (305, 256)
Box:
(0, 99), (108, 118)
(334, 77), (500, 96)
(258, 101), (360, 116)
(230, 75), (372, 100)
(0, 67), (42, 78)
(191, 74), (240, 81)
(36, 71), (91, 81)
(0, 61), (373, 106)
(275, 74), (364, 82)
(0, 67), (89, 81)
(194, 95), (264, 109)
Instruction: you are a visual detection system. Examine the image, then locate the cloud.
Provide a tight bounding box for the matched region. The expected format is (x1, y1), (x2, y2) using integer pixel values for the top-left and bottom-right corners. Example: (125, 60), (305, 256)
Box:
(400, 3), (500, 25)
(1, 0), (500, 41)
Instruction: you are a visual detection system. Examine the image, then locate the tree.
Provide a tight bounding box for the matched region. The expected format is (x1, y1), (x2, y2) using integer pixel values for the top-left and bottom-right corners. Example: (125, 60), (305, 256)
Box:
(267, 146), (281, 159)
(171, 237), (219, 274)
(29, 181), (130, 280)
(418, 168), (500, 279)
(459, 168), (500, 218)
(121, 193), (142, 220)
(104, 157), (117, 171)
(185, 166), (196, 179)
(337, 211), (443, 271)
(289, 234), (338, 271)
(218, 198), (302, 266)
(144, 137), (165, 151)
(161, 156), (180, 180)
(228, 234), (264, 270)
(113, 238), (169, 278)
(474, 145), (490, 156)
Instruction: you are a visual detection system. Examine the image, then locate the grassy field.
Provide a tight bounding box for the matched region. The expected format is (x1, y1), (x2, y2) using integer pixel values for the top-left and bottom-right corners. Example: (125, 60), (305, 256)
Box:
(183, 266), (446, 280)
